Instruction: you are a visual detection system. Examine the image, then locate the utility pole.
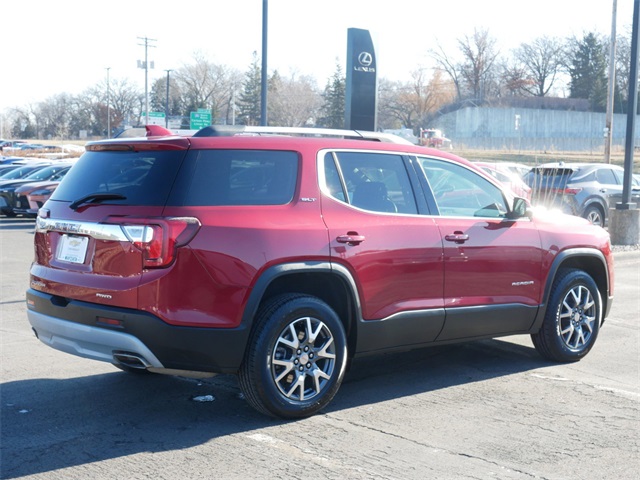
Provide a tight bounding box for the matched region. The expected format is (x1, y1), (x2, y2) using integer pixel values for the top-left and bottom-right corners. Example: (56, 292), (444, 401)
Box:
(137, 37), (156, 126)
(165, 69), (172, 128)
(604, 0), (617, 163)
(105, 67), (111, 138)
(260, 0), (268, 126)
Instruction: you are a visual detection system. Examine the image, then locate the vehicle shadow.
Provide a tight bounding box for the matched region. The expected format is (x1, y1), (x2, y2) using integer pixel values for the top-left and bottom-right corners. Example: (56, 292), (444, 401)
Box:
(0, 217), (35, 231)
(1, 338), (551, 479)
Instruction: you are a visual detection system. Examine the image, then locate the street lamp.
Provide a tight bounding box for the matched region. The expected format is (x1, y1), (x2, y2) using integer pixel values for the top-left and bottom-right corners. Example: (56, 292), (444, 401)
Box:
(165, 69), (172, 128)
(105, 67), (111, 138)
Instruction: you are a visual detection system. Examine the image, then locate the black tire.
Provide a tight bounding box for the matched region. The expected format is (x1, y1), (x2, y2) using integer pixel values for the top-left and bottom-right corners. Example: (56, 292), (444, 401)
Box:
(583, 204), (604, 227)
(239, 294), (348, 419)
(532, 268), (601, 362)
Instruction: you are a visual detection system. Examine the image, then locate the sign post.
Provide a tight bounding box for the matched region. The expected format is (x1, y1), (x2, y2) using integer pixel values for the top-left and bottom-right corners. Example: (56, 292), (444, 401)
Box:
(345, 28), (378, 131)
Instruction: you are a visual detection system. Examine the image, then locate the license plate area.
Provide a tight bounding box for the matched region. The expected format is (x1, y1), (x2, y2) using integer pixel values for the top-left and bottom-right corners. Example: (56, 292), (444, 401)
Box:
(56, 234), (89, 264)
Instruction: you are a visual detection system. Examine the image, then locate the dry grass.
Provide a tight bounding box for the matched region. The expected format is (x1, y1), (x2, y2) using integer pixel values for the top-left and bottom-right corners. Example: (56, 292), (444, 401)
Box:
(453, 148), (638, 171)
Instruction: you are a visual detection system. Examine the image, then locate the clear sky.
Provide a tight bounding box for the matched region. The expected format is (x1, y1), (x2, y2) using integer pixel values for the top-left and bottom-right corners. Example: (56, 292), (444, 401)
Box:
(0, 0), (635, 112)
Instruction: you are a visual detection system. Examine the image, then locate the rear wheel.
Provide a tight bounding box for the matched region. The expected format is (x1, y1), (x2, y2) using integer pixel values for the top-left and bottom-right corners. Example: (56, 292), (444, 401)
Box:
(239, 294), (347, 419)
(532, 268), (601, 362)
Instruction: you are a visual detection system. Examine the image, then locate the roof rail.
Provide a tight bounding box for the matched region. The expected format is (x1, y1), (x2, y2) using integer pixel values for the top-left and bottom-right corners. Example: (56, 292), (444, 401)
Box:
(193, 125), (414, 145)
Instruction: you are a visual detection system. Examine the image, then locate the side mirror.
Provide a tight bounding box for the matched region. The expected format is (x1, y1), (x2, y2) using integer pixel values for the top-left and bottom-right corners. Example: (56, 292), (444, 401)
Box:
(507, 197), (533, 219)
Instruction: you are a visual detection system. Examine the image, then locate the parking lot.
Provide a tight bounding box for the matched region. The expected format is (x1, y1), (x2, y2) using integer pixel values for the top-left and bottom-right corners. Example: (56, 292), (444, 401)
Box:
(1, 217), (639, 480)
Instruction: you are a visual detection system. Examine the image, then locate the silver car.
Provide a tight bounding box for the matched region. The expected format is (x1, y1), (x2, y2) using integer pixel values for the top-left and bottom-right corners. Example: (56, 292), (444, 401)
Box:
(525, 163), (640, 227)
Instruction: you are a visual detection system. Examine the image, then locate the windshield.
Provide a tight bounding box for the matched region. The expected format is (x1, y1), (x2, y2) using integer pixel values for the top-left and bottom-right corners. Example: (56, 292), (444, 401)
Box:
(0, 165), (44, 179)
(23, 164), (70, 181)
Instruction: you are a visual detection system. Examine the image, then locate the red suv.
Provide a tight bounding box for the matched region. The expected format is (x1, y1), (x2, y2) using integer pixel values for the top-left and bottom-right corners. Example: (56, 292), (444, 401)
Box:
(26, 125), (614, 419)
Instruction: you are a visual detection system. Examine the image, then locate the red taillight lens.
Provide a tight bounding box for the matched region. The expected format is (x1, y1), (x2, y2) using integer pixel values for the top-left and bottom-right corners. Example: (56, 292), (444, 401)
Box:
(551, 187), (582, 195)
(119, 217), (201, 268)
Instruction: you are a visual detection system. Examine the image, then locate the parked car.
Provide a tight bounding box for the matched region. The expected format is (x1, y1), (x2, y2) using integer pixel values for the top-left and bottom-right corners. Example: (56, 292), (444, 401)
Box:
(12, 168), (71, 217)
(525, 162), (640, 227)
(1, 156), (27, 165)
(0, 163), (51, 180)
(0, 163), (72, 216)
(501, 162), (532, 179)
(0, 140), (27, 151)
(473, 161), (532, 200)
(26, 125), (613, 419)
(0, 164), (20, 176)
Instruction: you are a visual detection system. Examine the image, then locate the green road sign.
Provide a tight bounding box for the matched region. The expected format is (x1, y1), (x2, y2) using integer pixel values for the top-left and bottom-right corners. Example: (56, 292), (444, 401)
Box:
(143, 111), (166, 126)
(190, 111), (212, 129)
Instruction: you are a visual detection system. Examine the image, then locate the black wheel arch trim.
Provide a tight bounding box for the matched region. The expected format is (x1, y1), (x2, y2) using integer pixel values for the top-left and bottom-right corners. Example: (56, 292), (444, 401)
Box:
(241, 260), (364, 328)
(532, 247), (612, 332)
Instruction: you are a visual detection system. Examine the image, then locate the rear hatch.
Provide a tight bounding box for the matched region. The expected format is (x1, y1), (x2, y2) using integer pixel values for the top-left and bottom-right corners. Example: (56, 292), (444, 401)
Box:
(525, 166), (576, 208)
(30, 137), (193, 309)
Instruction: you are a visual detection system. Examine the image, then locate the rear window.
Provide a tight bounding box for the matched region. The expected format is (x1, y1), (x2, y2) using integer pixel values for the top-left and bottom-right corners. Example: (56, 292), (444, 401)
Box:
(51, 150), (185, 206)
(169, 150), (298, 206)
(524, 167), (574, 189)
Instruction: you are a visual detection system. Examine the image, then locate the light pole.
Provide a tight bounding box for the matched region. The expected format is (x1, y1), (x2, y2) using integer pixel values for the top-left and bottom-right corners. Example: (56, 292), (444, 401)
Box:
(165, 69), (172, 128)
(137, 37), (156, 125)
(604, 0), (618, 163)
(106, 67), (111, 138)
(261, 0), (268, 126)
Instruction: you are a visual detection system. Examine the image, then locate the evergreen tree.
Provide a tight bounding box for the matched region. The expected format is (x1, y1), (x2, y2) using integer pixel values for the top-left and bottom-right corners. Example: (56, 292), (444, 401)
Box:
(318, 62), (345, 128)
(238, 52), (262, 125)
(568, 32), (608, 112)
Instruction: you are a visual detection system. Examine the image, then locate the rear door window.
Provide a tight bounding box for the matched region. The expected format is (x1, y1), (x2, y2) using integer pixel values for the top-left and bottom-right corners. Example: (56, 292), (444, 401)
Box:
(322, 151), (418, 214)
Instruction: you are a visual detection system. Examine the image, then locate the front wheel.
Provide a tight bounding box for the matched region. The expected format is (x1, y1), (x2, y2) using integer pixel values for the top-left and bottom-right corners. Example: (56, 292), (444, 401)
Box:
(239, 294), (348, 419)
(531, 268), (601, 362)
(583, 204), (604, 227)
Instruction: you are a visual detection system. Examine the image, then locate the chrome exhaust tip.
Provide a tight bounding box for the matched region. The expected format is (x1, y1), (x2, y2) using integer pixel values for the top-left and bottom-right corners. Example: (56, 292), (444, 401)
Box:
(112, 351), (152, 369)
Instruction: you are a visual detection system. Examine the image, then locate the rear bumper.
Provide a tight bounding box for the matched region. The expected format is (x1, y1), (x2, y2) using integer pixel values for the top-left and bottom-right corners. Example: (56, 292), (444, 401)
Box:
(26, 289), (250, 374)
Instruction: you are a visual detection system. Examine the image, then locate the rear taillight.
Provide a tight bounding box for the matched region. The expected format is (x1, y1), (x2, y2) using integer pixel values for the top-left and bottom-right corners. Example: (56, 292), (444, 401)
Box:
(550, 187), (582, 195)
(115, 217), (201, 268)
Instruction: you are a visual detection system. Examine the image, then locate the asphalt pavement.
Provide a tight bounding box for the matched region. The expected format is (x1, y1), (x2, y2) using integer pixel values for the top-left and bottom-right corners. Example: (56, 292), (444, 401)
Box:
(1, 218), (638, 480)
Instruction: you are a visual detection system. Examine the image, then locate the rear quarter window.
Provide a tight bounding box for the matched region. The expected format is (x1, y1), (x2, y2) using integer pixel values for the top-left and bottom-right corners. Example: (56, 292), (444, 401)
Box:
(170, 150), (298, 206)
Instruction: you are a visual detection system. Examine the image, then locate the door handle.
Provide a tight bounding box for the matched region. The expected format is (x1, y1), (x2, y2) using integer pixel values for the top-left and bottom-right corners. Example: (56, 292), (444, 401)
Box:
(445, 233), (469, 244)
(337, 233), (365, 246)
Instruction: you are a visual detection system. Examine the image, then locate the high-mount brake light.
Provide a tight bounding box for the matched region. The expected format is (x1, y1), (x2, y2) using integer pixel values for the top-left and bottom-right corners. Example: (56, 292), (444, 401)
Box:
(86, 144), (135, 152)
(115, 217), (201, 268)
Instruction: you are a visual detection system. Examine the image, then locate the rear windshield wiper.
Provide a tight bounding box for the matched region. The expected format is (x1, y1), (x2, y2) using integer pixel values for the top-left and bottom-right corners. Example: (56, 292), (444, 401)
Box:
(69, 193), (127, 210)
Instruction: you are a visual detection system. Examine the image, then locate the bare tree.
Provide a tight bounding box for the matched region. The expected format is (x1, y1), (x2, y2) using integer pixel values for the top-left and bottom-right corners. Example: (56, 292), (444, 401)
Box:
(498, 58), (535, 97)
(36, 94), (74, 139)
(378, 69), (456, 130)
(515, 36), (564, 96)
(429, 43), (464, 100)
(105, 78), (143, 130)
(268, 71), (322, 127)
(458, 28), (500, 101)
(614, 25), (631, 112)
(8, 106), (37, 139)
(174, 52), (242, 123)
